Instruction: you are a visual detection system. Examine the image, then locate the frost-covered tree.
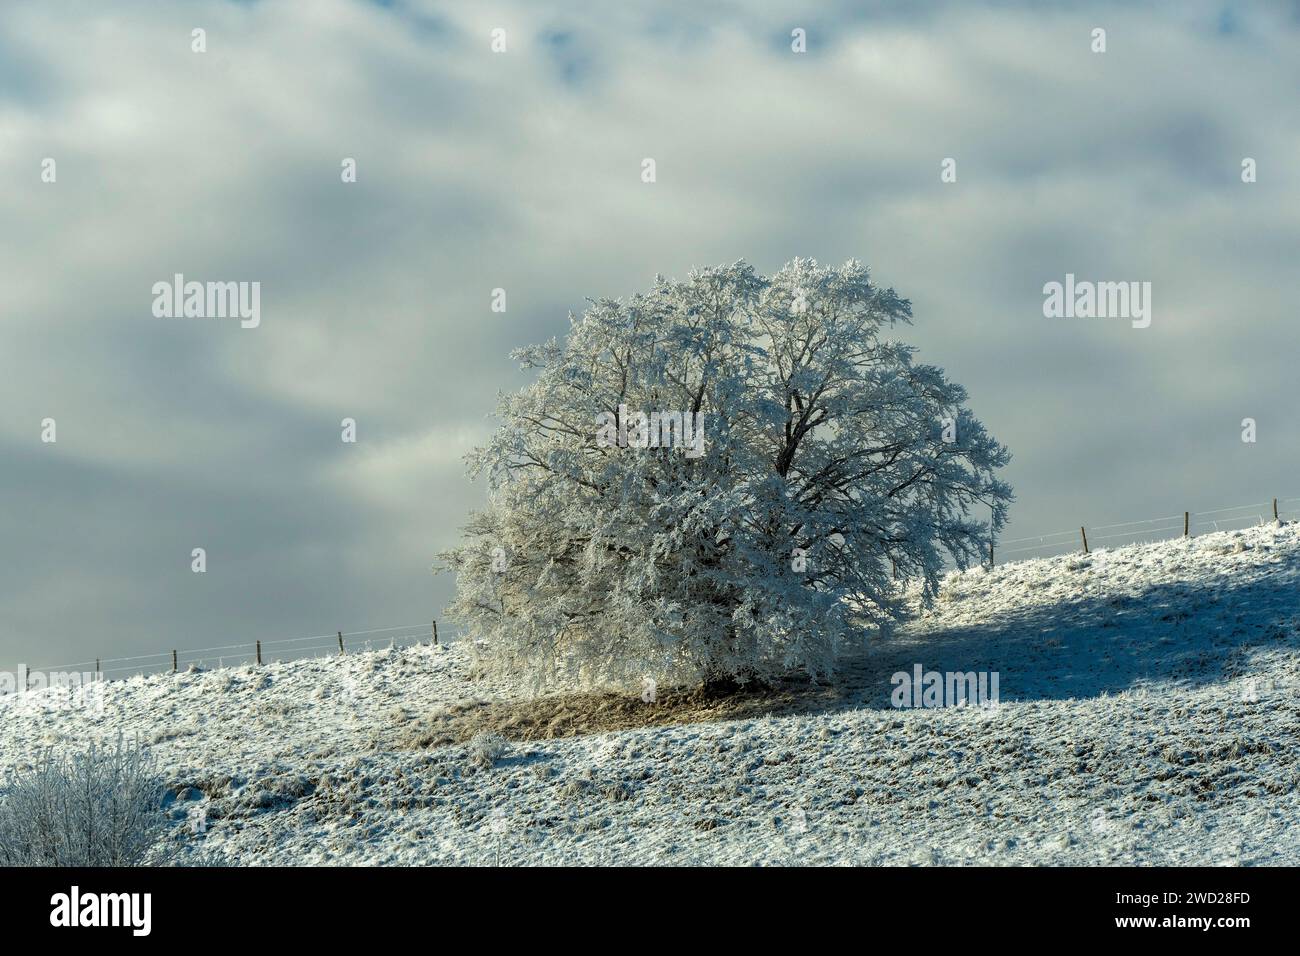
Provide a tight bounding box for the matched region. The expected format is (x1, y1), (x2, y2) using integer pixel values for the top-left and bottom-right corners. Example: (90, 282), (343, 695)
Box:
(439, 259), (1011, 691)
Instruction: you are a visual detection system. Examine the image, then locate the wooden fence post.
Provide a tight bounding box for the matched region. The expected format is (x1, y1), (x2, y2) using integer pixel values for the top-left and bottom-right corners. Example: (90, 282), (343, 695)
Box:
(1274, 498), (1279, 521)
(172, 649), (178, 673)
(989, 541), (994, 567)
(24, 665), (29, 691)
(1080, 526), (1090, 554)
(1184, 512), (1189, 537)
(256, 640), (262, 665)
(432, 620), (438, 645)
(95, 658), (101, 676)
(338, 631), (345, 655)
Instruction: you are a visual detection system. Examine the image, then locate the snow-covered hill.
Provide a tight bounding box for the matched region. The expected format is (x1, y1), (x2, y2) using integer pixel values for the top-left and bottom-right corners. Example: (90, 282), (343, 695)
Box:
(3, 523), (1299, 865)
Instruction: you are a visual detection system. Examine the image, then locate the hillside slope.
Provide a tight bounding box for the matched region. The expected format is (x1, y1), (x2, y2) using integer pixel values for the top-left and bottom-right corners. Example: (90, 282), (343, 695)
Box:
(3, 524), (1299, 865)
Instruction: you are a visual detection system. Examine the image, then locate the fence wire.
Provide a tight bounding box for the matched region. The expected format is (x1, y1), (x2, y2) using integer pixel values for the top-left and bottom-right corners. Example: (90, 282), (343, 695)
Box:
(19, 624), (440, 684)
(996, 499), (1295, 562)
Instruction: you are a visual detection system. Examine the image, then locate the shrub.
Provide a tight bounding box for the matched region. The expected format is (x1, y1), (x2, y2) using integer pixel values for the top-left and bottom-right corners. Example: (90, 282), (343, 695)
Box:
(467, 731), (509, 770)
(0, 736), (167, 866)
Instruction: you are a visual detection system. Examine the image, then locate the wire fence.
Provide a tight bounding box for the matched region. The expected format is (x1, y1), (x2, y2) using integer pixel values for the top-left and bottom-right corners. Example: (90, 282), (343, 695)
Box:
(16, 622), (444, 688)
(995, 497), (1299, 564)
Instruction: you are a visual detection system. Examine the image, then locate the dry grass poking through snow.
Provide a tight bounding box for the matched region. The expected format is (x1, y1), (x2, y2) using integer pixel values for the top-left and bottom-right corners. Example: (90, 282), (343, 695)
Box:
(403, 674), (857, 748)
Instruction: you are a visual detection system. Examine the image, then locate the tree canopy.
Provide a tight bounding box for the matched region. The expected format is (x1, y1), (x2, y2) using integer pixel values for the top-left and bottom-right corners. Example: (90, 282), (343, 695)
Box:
(439, 259), (1011, 691)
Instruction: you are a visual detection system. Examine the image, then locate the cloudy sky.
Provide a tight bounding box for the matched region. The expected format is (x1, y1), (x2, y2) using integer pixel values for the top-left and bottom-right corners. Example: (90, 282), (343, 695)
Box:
(3, 0), (1299, 672)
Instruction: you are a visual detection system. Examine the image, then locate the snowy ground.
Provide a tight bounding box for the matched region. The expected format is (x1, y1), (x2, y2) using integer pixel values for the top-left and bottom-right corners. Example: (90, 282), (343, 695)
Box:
(3, 523), (1299, 865)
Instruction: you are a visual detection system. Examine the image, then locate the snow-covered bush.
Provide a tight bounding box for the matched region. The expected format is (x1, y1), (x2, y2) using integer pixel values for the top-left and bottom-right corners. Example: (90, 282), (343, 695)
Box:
(440, 258), (1011, 690)
(0, 736), (167, 866)
(467, 731), (509, 769)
